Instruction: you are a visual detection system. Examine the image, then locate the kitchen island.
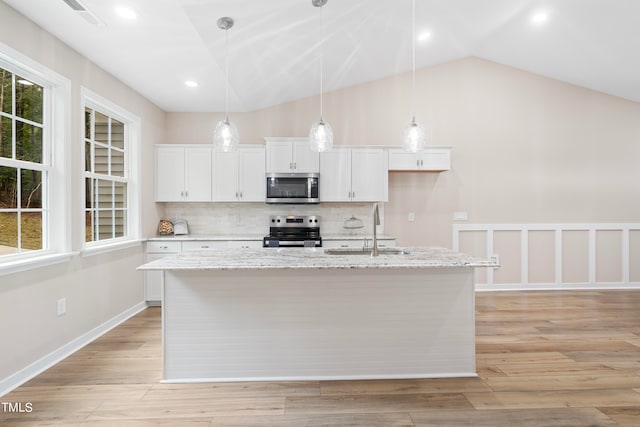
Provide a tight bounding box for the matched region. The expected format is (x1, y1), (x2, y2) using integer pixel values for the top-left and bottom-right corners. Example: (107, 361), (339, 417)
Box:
(138, 247), (496, 382)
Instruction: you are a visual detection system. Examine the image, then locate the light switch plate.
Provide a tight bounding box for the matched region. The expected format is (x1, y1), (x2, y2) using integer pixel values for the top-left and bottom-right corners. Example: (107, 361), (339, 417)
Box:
(453, 211), (468, 221)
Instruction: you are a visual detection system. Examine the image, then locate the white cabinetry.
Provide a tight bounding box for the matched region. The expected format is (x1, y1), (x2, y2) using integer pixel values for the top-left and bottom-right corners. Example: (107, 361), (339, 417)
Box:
(145, 238), (263, 304)
(387, 147), (451, 171)
(265, 137), (319, 173)
(320, 148), (388, 202)
(212, 146), (266, 202)
(156, 145), (212, 201)
(145, 241), (182, 304)
(322, 238), (396, 249)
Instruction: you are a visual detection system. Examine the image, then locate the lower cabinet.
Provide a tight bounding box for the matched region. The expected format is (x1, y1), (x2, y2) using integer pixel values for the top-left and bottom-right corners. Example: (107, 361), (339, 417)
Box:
(145, 241), (181, 305)
(145, 239), (263, 304)
(322, 238), (396, 249)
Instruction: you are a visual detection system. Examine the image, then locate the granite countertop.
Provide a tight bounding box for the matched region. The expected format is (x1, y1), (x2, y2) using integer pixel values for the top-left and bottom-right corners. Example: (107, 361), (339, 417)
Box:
(138, 247), (497, 271)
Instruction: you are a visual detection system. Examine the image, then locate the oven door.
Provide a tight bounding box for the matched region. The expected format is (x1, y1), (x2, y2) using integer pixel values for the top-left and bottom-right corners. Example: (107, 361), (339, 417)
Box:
(266, 173), (319, 204)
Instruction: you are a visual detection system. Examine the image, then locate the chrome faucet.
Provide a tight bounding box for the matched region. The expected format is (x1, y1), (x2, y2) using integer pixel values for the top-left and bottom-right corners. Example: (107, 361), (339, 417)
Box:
(371, 203), (380, 257)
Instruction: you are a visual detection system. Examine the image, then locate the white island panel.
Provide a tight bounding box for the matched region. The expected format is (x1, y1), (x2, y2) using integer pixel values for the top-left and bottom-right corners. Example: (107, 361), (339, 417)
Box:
(163, 266), (475, 382)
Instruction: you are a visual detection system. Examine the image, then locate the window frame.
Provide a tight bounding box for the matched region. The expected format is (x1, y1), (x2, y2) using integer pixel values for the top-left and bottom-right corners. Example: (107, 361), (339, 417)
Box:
(80, 87), (141, 255)
(0, 42), (72, 276)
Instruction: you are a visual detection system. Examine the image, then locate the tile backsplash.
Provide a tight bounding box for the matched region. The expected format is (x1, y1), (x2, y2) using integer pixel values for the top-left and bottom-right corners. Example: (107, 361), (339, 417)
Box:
(162, 202), (384, 236)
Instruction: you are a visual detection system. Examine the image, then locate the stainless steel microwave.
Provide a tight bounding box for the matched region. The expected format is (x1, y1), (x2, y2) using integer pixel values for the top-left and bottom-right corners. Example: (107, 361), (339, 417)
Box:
(266, 173), (319, 204)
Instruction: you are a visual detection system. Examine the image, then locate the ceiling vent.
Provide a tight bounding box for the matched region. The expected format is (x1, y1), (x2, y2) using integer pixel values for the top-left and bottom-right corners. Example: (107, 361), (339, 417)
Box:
(62, 0), (105, 26)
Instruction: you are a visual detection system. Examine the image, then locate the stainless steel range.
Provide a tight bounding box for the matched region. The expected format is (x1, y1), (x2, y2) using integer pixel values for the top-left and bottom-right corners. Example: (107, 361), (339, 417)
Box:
(263, 215), (321, 247)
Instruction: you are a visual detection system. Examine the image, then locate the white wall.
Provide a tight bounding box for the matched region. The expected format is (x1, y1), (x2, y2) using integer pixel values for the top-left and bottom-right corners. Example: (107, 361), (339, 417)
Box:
(0, 2), (165, 390)
(165, 57), (640, 249)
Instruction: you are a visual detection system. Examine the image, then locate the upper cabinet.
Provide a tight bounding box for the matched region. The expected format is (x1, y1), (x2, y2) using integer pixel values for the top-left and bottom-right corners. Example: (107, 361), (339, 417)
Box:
(265, 137), (319, 173)
(320, 147), (388, 202)
(387, 147), (451, 171)
(156, 145), (212, 202)
(212, 146), (266, 202)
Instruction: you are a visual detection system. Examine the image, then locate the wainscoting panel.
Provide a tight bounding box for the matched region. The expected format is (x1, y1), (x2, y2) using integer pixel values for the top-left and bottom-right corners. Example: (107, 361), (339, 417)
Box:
(453, 224), (640, 290)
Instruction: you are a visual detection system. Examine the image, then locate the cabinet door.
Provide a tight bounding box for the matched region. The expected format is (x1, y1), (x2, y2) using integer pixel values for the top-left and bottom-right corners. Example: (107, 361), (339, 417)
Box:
(291, 139), (320, 173)
(156, 146), (185, 201)
(238, 147), (266, 201)
(351, 149), (385, 202)
(145, 253), (170, 304)
(212, 150), (240, 201)
(184, 147), (212, 201)
(388, 148), (451, 171)
(319, 149), (351, 201)
(388, 150), (421, 170)
(421, 148), (451, 171)
(265, 140), (294, 173)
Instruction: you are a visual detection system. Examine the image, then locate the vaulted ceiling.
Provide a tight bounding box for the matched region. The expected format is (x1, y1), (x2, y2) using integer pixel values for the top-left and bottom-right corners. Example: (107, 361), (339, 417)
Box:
(4, 0), (640, 112)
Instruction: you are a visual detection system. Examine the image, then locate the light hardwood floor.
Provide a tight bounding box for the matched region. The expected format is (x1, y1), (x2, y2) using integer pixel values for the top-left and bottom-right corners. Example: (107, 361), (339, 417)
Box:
(1, 290), (640, 426)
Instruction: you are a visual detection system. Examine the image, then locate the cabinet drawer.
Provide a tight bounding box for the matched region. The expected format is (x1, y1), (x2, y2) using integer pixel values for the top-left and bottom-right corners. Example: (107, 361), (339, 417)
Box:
(147, 241), (182, 253)
(182, 241), (227, 251)
(227, 240), (262, 249)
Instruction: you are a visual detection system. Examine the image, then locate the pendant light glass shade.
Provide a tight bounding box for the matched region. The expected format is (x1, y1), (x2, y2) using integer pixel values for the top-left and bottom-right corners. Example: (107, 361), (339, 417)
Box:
(309, 119), (333, 152)
(309, 0), (333, 152)
(213, 16), (239, 152)
(402, 117), (426, 153)
(402, 0), (426, 152)
(213, 117), (239, 152)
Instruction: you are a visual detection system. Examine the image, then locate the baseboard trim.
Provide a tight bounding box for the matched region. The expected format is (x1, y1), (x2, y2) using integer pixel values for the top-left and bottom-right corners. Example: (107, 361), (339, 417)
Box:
(475, 282), (640, 291)
(0, 301), (148, 397)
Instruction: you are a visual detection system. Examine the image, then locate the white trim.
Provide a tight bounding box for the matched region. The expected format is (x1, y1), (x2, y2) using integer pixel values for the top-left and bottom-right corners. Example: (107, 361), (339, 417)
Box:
(476, 282), (640, 292)
(161, 372), (478, 384)
(0, 302), (147, 397)
(0, 41), (72, 268)
(80, 239), (142, 257)
(80, 87), (142, 249)
(453, 223), (640, 290)
(0, 252), (76, 276)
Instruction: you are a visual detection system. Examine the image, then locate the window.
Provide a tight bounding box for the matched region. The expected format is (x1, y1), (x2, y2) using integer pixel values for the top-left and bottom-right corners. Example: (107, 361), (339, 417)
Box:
(0, 67), (46, 256)
(82, 89), (140, 250)
(0, 42), (71, 272)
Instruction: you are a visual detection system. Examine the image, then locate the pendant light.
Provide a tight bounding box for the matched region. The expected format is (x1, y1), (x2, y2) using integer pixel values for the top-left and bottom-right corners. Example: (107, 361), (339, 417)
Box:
(213, 16), (239, 152)
(309, 0), (333, 152)
(402, 0), (426, 153)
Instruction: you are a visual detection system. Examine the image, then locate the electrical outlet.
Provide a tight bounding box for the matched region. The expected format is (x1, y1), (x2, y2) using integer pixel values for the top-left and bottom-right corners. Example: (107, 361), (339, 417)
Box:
(57, 298), (66, 316)
(408, 212), (415, 222)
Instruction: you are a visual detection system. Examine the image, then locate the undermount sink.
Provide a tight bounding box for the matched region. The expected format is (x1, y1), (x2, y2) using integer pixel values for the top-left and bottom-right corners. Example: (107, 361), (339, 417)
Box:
(324, 247), (408, 256)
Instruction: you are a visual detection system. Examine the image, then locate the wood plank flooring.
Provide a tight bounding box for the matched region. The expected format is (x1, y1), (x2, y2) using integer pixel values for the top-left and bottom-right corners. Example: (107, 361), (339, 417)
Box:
(1, 290), (639, 426)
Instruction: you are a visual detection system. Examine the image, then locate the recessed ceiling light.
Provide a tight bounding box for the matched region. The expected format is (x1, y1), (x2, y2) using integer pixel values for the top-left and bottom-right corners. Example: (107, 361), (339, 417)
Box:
(418, 31), (432, 42)
(531, 12), (548, 23)
(115, 6), (137, 20)
(185, 80), (198, 88)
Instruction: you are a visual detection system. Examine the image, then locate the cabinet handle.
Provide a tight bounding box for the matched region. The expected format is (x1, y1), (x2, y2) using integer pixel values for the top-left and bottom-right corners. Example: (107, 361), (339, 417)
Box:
(352, 191), (355, 199)
(294, 162), (297, 170)
(289, 162), (293, 170)
(202, 245), (210, 248)
(239, 191), (243, 198)
(184, 190), (188, 198)
(160, 245), (167, 249)
(235, 191), (238, 198)
(420, 159), (424, 167)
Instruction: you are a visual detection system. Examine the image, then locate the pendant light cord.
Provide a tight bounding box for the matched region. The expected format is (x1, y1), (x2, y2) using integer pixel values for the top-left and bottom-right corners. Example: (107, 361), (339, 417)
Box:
(320, 4), (324, 121)
(225, 27), (230, 122)
(411, 0), (416, 122)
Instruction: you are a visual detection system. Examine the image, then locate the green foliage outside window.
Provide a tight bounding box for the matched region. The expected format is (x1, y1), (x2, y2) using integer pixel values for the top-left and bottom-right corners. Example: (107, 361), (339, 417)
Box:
(0, 66), (45, 253)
